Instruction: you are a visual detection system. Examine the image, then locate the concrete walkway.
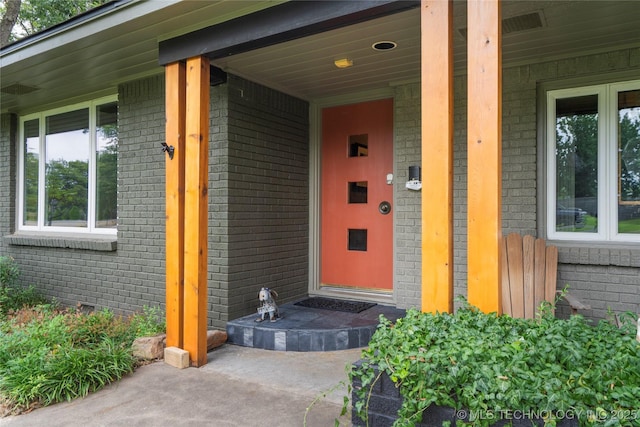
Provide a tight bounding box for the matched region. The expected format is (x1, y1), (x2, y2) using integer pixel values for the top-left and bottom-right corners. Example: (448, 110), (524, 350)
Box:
(1, 344), (362, 427)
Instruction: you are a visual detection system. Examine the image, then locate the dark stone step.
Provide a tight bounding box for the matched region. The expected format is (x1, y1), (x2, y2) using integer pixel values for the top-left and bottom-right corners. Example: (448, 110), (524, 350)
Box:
(226, 300), (405, 352)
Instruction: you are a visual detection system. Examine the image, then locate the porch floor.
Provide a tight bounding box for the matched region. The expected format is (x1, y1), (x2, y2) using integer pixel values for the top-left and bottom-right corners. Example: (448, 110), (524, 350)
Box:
(226, 300), (406, 352)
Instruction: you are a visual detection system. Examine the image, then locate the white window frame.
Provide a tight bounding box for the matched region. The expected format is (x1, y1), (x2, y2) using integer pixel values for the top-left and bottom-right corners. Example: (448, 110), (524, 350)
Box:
(17, 95), (118, 235)
(546, 79), (640, 243)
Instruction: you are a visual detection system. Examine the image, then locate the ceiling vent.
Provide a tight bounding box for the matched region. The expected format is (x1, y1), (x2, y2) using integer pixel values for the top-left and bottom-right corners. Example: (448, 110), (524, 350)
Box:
(502, 11), (545, 34)
(1, 83), (39, 95)
(458, 11), (545, 40)
(0, 83), (39, 95)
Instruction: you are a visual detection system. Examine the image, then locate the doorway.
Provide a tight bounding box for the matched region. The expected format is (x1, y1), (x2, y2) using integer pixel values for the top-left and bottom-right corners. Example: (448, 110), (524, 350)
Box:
(320, 98), (394, 291)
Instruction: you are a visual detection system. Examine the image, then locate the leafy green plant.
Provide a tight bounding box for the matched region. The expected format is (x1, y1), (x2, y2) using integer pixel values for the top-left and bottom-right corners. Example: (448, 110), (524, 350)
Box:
(0, 256), (19, 288)
(0, 265), (150, 414)
(0, 257), (47, 318)
(0, 303), (165, 414)
(349, 299), (640, 427)
(0, 286), (48, 316)
(65, 308), (133, 347)
(128, 305), (166, 338)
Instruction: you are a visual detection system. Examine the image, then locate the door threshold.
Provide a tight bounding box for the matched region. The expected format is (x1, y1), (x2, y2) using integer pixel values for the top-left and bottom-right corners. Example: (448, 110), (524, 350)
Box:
(311, 286), (395, 305)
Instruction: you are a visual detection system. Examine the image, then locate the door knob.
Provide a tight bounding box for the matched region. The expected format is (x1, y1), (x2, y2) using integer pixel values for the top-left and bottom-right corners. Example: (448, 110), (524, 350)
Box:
(378, 201), (391, 215)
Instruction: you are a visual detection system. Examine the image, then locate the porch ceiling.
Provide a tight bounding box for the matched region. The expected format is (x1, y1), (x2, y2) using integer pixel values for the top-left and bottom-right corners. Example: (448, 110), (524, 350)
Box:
(0, 0), (280, 114)
(213, 0), (640, 100)
(1, 0), (639, 114)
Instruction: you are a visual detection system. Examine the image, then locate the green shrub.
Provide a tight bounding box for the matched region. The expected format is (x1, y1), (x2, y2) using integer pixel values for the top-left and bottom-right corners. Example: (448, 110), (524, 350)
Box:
(0, 256), (19, 288)
(32, 338), (134, 406)
(0, 257), (47, 317)
(0, 260), (166, 414)
(350, 302), (640, 427)
(0, 285), (48, 317)
(128, 305), (166, 338)
(65, 308), (134, 347)
(0, 305), (144, 413)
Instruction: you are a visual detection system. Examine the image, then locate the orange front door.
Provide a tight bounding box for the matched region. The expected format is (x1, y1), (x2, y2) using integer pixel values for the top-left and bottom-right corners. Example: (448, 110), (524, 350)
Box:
(321, 98), (393, 291)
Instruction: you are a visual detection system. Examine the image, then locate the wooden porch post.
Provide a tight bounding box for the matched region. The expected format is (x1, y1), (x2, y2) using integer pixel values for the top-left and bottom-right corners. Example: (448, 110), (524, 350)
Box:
(421, 0), (454, 313)
(467, 0), (502, 313)
(165, 61), (186, 349)
(183, 56), (210, 367)
(164, 56), (210, 366)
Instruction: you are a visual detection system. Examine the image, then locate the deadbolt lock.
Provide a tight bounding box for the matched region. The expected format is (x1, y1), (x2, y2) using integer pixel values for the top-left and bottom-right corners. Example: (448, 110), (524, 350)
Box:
(378, 201), (391, 215)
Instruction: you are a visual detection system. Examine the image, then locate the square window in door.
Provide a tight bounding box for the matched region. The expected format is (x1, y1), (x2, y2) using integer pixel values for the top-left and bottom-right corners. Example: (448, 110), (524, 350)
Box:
(348, 181), (368, 204)
(348, 229), (367, 251)
(349, 134), (368, 157)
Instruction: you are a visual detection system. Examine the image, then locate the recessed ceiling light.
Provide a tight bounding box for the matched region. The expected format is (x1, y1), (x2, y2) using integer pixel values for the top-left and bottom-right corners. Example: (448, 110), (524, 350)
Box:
(334, 58), (353, 69)
(372, 41), (397, 51)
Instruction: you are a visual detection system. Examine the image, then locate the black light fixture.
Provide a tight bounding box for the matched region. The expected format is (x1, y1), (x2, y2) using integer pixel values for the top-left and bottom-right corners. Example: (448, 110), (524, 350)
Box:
(409, 165), (421, 181)
(161, 142), (174, 160)
(406, 165), (422, 191)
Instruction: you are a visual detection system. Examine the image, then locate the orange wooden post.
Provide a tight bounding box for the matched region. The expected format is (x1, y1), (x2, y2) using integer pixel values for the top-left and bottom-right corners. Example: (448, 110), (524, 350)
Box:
(421, 0), (454, 313)
(467, 0), (502, 313)
(165, 61), (186, 349)
(183, 56), (210, 366)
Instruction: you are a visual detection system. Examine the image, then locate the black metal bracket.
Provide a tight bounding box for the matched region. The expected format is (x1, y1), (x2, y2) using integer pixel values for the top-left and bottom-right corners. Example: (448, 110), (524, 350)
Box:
(161, 142), (174, 160)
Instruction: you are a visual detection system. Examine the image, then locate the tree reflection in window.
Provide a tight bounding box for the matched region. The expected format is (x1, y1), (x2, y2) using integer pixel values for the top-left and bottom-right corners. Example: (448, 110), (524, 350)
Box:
(96, 102), (118, 229)
(618, 89), (640, 234)
(45, 108), (89, 227)
(555, 95), (598, 232)
(23, 119), (39, 226)
(619, 90), (640, 203)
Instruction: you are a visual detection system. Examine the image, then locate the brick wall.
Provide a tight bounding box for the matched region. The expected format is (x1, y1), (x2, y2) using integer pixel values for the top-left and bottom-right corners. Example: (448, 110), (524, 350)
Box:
(501, 49), (640, 320)
(0, 73), (309, 330)
(114, 74), (167, 313)
(224, 76), (310, 322)
(393, 47), (639, 319)
(393, 85), (422, 308)
(0, 113), (17, 255)
(208, 80), (230, 328)
(0, 76), (167, 315)
(3, 47), (638, 325)
(392, 77), (476, 310)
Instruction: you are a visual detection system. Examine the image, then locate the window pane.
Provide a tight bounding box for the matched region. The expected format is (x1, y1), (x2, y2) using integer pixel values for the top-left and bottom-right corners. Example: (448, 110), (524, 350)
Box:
(555, 95), (598, 232)
(23, 119), (39, 226)
(348, 229), (367, 251)
(45, 109), (89, 228)
(618, 89), (640, 234)
(349, 134), (368, 157)
(348, 181), (368, 203)
(96, 102), (118, 229)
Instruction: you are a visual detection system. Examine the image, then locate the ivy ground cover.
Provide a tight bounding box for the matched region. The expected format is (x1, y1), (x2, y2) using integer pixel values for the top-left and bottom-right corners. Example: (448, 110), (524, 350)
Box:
(351, 303), (640, 427)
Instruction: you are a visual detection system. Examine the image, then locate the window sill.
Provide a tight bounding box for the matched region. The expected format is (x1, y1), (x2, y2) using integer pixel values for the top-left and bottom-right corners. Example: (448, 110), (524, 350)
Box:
(4, 232), (117, 252)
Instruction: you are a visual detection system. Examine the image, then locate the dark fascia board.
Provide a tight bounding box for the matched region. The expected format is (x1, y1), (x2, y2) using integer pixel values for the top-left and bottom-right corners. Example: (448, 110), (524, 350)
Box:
(210, 66), (227, 86)
(158, 0), (419, 65)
